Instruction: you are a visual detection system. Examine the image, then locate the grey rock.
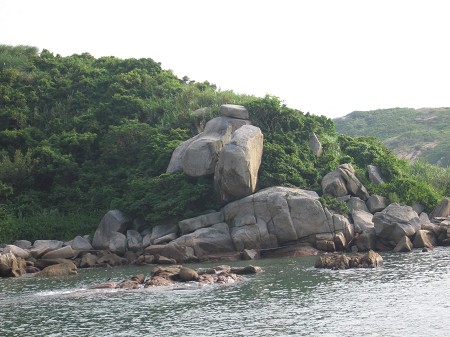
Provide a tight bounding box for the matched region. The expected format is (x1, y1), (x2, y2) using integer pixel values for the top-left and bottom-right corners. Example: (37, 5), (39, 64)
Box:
(70, 236), (94, 251)
(413, 229), (436, 248)
(219, 104), (249, 119)
(13, 240), (32, 250)
(3, 245), (30, 259)
(153, 233), (178, 245)
(41, 246), (77, 260)
(322, 170), (348, 197)
(149, 223), (178, 245)
(309, 132), (323, 157)
(126, 230), (143, 253)
(352, 210), (374, 232)
(393, 236), (413, 252)
(214, 125), (263, 203)
(367, 165), (385, 184)
(366, 195), (386, 214)
(92, 210), (130, 251)
(356, 229), (377, 251)
(430, 198), (450, 219)
(179, 212), (224, 235)
(338, 164), (369, 200)
(373, 203), (421, 244)
(348, 197), (369, 212)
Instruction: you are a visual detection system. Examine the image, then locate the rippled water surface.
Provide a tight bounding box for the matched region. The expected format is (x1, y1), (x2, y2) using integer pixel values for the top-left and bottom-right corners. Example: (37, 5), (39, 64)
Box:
(1, 248), (450, 336)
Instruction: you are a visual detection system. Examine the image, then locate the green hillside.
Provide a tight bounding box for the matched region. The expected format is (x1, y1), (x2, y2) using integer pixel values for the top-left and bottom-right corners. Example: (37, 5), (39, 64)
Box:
(0, 45), (447, 243)
(334, 107), (450, 166)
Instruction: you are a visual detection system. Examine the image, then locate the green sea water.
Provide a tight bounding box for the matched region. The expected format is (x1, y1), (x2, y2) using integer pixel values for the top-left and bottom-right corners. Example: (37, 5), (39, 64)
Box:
(1, 248), (449, 336)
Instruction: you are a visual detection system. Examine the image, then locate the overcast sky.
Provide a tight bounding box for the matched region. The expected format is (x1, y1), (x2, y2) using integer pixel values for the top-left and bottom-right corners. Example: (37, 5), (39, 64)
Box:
(1, 0), (449, 118)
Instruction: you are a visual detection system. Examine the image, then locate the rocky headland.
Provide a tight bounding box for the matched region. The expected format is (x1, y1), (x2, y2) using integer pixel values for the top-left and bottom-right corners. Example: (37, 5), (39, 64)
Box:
(2, 104), (450, 279)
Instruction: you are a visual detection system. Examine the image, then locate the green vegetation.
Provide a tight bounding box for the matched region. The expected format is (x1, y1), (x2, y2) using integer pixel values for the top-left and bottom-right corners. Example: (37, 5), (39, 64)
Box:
(0, 45), (447, 243)
(334, 107), (450, 166)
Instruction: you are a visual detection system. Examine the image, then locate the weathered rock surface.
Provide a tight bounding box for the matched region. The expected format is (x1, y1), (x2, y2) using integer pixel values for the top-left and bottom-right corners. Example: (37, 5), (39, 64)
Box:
(309, 132), (323, 157)
(413, 230), (436, 249)
(92, 210), (130, 254)
(322, 164), (369, 200)
(13, 240), (32, 250)
(41, 246), (77, 260)
(393, 236), (413, 252)
(430, 198), (450, 219)
(373, 203), (421, 244)
(366, 195), (386, 214)
(179, 212), (224, 235)
(315, 250), (383, 269)
(214, 125), (263, 203)
(35, 262), (77, 277)
(68, 236), (93, 251)
(126, 230), (143, 253)
(367, 165), (385, 184)
(3, 245), (30, 259)
(0, 252), (23, 277)
(219, 104), (249, 119)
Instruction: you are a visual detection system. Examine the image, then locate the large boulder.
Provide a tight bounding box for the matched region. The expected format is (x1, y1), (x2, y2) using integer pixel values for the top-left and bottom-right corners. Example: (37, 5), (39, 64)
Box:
(352, 210), (374, 232)
(430, 198), (450, 219)
(214, 125), (263, 203)
(0, 252), (23, 277)
(126, 230), (143, 253)
(223, 187), (333, 247)
(13, 240), (32, 250)
(373, 203), (421, 244)
(92, 210), (130, 254)
(413, 229), (436, 249)
(3, 245), (30, 259)
(321, 170), (348, 197)
(338, 164), (370, 200)
(30, 240), (63, 258)
(219, 104), (249, 119)
(309, 132), (323, 157)
(146, 223), (178, 247)
(366, 195), (386, 214)
(68, 236), (94, 251)
(393, 236), (413, 252)
(35, 262), (77, 277)
(41, 246), (77, 260)
(168, 116), (250, 176)
(367, 165), (385, 184)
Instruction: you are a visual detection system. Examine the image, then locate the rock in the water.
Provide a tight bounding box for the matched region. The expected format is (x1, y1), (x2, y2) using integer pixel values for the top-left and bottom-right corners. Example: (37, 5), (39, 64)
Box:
(0, 252), (23, 277)
(413, 230), (436, 249)
(214, 125), (263, 203)
(315, 250), (382, 269)
(393, 236), (413, 252)
(178, 267), (199, 281)
(35, 262), (77, 277)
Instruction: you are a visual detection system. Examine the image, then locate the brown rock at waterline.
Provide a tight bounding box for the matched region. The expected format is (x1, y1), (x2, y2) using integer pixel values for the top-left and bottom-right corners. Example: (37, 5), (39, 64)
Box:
(35, 262), (77, 277)
(315, 250), (383, 269)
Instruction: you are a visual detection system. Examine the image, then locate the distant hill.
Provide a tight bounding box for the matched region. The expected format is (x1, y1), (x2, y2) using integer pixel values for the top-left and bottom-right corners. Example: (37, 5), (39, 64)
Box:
(334, 107), (450, 166)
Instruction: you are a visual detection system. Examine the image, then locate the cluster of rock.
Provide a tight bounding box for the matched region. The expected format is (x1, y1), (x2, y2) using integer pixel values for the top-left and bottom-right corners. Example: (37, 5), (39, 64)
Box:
(167, 104), (263, 203)
(314, 250), (383, 270)
(89, 264), (262, 289)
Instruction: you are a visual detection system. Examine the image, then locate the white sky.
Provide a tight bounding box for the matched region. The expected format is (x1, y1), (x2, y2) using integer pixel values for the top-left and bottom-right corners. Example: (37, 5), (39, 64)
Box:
(1, 0), (449, 118)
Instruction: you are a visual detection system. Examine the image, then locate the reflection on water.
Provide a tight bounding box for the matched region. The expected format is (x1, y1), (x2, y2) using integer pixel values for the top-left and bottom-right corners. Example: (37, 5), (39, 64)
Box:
(1, 248), (449, 336)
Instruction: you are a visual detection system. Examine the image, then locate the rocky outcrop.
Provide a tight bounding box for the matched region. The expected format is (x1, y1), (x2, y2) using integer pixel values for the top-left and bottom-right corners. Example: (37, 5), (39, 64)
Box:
(0, 252), (24, 277)
(373, 203), (421, 244)
(322, 164), (369, 200)
(309, 132), (323, 157)
(314, 250), (383, 269)
(367, 165), (385, 184)
(166, 104), (262, 204)
(214, 125), (263, 203)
